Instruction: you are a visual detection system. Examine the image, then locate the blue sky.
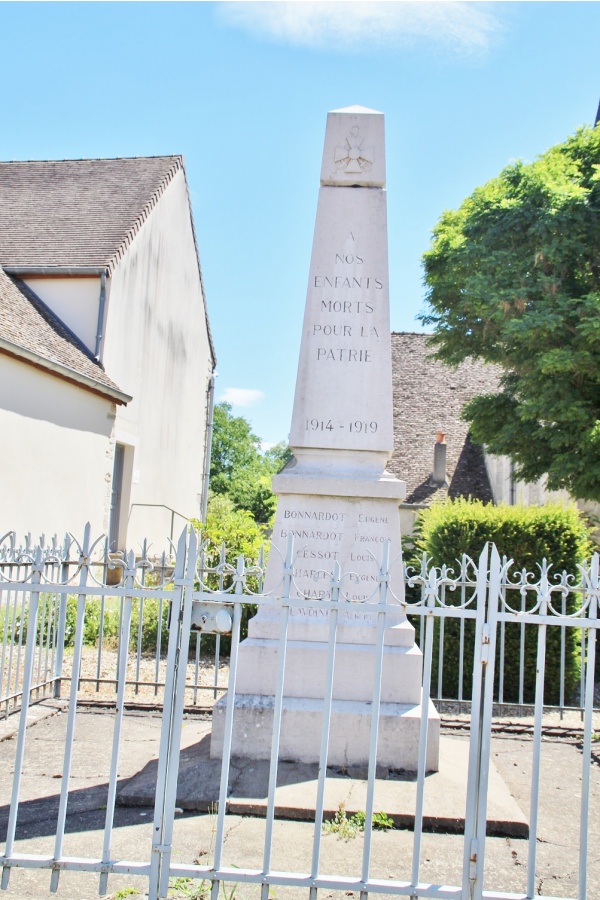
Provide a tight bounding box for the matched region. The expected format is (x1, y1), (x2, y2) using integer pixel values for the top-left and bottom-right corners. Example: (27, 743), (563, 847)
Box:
(1, 2), (599, 446)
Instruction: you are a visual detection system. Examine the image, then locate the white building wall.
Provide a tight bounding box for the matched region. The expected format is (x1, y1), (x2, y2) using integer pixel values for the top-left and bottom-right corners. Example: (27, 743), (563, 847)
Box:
(20, 276), (101, 354)
(102, 169), (213, 548)
(0, 354), (115, 540)
(484, 451), (572, 506)
(484, 453), (513, 505)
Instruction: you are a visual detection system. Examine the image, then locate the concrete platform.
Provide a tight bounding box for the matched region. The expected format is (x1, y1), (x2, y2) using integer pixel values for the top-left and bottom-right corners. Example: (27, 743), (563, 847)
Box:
(117, 731), (528, 838)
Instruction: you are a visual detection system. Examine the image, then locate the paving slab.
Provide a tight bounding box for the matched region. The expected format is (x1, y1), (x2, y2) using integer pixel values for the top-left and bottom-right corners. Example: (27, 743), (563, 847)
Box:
(2, 706), (599, 898)
(117, 725), (528, 837)
(0, 698), (66, 743)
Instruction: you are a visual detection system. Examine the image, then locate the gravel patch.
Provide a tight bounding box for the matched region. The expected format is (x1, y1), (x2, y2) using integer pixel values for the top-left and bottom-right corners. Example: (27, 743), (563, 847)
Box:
(61, 645), (229, 708)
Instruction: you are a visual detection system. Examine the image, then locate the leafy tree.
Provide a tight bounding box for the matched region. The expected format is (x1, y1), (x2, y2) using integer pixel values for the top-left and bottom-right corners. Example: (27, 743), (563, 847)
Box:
(264, 440), (293, 472)
(420, 126), (600, 501)
(209, 402), (291, 524)
(190, 493), (266, 650)
(193, 493), (265, 565)
(210, 402), (263, 493)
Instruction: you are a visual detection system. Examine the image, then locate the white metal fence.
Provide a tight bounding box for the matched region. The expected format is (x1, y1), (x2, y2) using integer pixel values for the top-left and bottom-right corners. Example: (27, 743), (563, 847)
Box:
(0, 526), (598, 899)
(0, 529), (240, 717)
(1, 528), (595, 719)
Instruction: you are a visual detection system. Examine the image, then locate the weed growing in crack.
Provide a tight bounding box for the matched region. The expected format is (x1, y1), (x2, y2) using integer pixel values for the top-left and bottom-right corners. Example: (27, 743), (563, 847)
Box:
(322, 803), (394, 840)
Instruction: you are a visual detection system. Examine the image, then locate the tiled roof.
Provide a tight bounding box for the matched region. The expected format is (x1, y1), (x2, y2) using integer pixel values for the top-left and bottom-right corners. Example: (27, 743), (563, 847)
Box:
(0, 156), (183, 272)
(389, 332), (501, 504)
(0, 268), (129, 402)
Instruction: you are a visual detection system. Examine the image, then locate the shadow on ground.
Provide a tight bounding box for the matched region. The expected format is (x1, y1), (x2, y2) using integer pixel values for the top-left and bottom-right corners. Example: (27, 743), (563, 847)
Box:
(0, 781), (155, 843)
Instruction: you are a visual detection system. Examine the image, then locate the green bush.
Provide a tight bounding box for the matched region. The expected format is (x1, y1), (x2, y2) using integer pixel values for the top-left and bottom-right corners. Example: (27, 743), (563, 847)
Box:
(5, 594), (121, 650)
(61, 596), (121, 648)
(26, 595), (167, 654)
(409, 500), (592, 706)
(130, 596), (170, 654)
(191, 494), (269, 655)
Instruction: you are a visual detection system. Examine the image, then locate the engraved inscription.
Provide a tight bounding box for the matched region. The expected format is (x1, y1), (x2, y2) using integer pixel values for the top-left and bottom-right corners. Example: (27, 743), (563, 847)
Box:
(313, 276), (383, 289)
(292, 223), (393, 450)
(305, 419), (378, 433)
(278, 503), (392, 604)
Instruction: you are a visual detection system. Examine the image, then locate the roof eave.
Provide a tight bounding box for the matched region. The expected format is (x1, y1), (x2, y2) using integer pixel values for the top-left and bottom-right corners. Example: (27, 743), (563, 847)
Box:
(0, 337), (132, 405)
(178, 160), (217, 367)
(3, 266), (106, 277)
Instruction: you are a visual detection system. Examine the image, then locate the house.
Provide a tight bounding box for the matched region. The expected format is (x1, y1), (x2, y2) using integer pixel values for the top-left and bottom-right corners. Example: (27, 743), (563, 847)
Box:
(0, 156), (216, 549)
(388, 332), (575, 536)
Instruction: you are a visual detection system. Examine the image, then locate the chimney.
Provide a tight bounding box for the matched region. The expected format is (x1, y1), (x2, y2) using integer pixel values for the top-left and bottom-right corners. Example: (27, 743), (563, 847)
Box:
(431, 432), (448, 486)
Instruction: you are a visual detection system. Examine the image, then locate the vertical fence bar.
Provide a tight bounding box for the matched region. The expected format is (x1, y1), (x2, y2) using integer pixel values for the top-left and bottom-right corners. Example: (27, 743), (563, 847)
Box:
(4, 588), (20, 717)
(96, 593), (106, 694)
(360, 541), (390, 898)
(578, 554), (598, 900)
(526, 565), (549, 900)
(211, 593), (243, 900)
(471, 544), (501, 898)
(212, 545), (226, 702)
(11, 591), (27, 710)
(461, 543), (490, 900)
(458, 570), (466, 702)
(210, 544), (246, 900)
(135, 595), (144, 694)
(35, 589), (47, 698)
(580, 626), (586, 720)
(498, 607), (505, 705)
(156, 592), (165, 700)
(518, 585), (526, 706)
(49, 525), (93, 894)
(41, 586), (55, 698)
(436, 612), (445, 699)
(157, 529), (198, 900)
(148, 528), (189, 900)
(411, 565), (437, 889)
(0, 585), (12, 705)
(114, 596), (125, 695)
(0, 552), (43, 890)
(5, 587), (17, 709)
(52, 536), (71, 701)
(193, 631), (201, 706)
(135, 540), (147, 696)
(96, 540), (110, 695)
(261, 535), (294, 900)
(309, 558), (341, 900)
(213, 634), (221, 701)
(98, 556), (135, 897)
(559, 589), (566, 714)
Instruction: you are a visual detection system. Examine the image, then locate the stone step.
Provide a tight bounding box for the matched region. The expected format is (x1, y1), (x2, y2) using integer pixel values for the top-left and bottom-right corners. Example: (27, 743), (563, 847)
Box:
(210, 693), (440, 770)
(236, 637), (424, 704)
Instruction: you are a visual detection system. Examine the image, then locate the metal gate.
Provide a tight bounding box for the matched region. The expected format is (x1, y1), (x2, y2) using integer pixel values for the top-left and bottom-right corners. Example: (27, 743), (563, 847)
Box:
(0, 527), (598, 899)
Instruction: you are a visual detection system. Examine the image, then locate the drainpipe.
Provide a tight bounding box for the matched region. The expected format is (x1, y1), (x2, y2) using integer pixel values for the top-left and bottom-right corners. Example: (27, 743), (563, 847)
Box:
(94, 270), (107, 362)
(200, 371), (217, 522)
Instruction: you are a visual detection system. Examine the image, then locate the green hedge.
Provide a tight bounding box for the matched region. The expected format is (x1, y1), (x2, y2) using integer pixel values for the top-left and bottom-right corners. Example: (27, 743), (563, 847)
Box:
(408, 500), (592, 706)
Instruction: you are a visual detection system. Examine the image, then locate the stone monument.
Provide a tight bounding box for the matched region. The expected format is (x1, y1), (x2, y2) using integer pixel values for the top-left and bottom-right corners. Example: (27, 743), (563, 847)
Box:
(211, 106), (439, 771)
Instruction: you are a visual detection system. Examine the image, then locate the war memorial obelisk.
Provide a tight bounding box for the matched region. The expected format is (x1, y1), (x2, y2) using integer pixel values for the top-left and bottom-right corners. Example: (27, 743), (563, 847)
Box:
(211, 106), (439, 771)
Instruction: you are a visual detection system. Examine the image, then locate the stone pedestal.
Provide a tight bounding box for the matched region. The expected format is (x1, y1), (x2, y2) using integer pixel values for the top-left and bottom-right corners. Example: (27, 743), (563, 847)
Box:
(211, 106), (439, 771)
(211, 697), (439, 771)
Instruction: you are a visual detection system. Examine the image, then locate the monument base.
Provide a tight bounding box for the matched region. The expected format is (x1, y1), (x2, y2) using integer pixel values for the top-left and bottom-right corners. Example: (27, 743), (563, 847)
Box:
(210, 694), (440, 772)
